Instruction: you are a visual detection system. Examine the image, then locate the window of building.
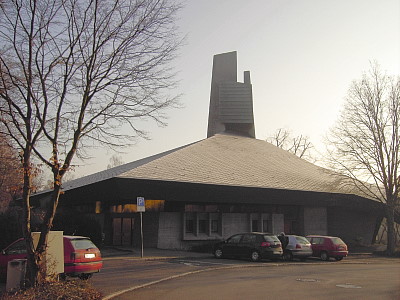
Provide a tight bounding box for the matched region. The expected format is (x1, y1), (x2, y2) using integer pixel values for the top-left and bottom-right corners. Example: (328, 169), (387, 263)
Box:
(205, 205), (218, 212)
(211, 219), (219, 233)
(185, 204), (204, 212)
(123, 204), (136, 213)
(262, 220), (271, 232)
(185, 219), (194, 233)
(284, 220), (298, 234)
(185, 204), (218, 212)
(110, 205), (123, 213)
(95, 201), (102, 214)
(146, 200), (165, 211)
(252, 219), (259, 232)
(184, 212), (221, 238)
(198, 219), (207, 233)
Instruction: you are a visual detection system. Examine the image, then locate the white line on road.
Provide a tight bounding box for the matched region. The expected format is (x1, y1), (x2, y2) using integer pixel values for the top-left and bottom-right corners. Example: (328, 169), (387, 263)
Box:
(177, 260), (235, 266)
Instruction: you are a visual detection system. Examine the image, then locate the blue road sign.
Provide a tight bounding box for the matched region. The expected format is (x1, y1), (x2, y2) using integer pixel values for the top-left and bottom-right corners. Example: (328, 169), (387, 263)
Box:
(137, 197), (145, 212)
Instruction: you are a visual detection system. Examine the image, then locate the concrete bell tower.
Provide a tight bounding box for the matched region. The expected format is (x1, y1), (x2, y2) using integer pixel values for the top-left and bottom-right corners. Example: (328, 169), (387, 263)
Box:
(207, 51), (255, 138)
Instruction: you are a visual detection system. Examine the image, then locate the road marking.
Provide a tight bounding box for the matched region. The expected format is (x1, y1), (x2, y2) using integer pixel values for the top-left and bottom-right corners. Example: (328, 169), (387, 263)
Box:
(296, 278), (320, 282)
(177, 260), (235, 266)
(336, 283), (362, 289)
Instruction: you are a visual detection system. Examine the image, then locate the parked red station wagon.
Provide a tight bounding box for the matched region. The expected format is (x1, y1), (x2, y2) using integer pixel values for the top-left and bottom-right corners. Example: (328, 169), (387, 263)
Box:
(0, 235), (103, 280)
(306, 235), (348, 261)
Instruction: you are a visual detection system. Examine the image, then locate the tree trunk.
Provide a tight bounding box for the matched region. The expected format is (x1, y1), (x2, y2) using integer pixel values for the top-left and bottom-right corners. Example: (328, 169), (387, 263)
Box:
(21, 148), (39, 287)
(31, 183), (63, 284)
(22, 157), (63, 285)
(385, 205), (396, 256)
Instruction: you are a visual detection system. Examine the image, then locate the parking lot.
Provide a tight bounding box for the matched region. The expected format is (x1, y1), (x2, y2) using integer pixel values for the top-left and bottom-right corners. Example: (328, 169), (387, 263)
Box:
(119, 257), (399, 300)
(90, 250), (399, 299)
(1, 247), (398, 299)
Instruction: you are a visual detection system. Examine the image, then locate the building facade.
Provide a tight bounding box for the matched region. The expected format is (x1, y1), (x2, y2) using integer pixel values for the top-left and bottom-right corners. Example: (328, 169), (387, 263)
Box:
(32, 52), (384, 250)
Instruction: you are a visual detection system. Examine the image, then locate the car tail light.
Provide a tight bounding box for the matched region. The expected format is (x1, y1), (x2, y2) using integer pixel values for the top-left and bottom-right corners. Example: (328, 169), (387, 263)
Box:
(261, 242), (271, 247)
(71, 252), (83, 260)
(296, 244), (301, 249)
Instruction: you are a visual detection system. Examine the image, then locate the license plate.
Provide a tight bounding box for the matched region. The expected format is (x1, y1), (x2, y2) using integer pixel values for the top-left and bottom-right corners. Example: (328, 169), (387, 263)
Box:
(85, 253), (95, 259)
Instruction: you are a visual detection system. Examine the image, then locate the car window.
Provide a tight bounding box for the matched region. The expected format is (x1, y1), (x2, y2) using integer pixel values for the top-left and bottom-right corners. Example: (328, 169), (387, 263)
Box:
(227, 235), (243, 244)
(330, 237), (345, 245)
(264, 235), (280, 243)
(295, 236), (310, 244)
(70, 239), (97, 250)
(6, 240), (26, 255)
(242, 234), (256, 243)
(310, 237), (323, 245)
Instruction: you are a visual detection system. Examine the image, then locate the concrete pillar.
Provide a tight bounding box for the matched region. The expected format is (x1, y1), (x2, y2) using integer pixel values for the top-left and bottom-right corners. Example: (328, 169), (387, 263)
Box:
(304, 207), (327, 235)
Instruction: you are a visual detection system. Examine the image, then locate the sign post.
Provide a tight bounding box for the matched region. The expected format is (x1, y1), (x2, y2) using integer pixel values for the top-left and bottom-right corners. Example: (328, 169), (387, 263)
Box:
(137, 197), (145, 258)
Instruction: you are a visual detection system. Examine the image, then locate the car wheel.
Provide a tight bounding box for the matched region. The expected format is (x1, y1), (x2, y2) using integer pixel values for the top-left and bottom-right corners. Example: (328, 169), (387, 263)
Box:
(79, 273), (93, 280)
(214, 248), (223, 259)
(335, 256), (343, 261)
(283, 251), (293, 261)
(320, 251), (329, 261)
(250, 250), (261, 262)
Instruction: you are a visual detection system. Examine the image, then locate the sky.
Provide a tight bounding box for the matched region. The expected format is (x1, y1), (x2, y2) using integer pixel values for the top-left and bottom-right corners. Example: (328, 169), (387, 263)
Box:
(70, 0), (400, 179)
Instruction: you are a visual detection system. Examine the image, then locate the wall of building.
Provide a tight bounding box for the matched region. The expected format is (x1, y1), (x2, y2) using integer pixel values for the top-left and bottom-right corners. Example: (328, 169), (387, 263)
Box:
(272, 214), (284, 235)
(157, 212), (183, 249)
(303, 206), (327, 235)
(328, 207), (377, 246)
(157, 212), (286, 250)
(131, 212), (159, 248)
(222, 213), (249, 238)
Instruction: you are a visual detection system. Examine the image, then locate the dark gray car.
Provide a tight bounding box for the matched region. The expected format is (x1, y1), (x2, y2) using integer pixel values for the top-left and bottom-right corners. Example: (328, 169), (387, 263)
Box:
(213, 232), (283, 262)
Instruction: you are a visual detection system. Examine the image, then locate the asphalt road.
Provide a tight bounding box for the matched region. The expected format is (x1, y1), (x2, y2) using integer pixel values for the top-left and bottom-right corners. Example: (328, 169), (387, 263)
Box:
(92, 256), (400, 300)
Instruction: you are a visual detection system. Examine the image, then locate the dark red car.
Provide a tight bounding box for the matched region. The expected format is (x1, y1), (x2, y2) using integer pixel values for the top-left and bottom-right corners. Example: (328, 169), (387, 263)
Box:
(0, 236), (103, 280)
(306, 235), (348, 261)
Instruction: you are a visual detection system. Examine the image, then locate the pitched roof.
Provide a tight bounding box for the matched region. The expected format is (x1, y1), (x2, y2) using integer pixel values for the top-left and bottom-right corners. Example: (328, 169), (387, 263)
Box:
(54, 133), (374, 201)
(59, 144), (193, 192)
(117, 133), (368, 197)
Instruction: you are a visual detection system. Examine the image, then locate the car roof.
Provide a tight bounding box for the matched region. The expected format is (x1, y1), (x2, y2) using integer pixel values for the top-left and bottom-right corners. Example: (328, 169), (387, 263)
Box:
(230, 232), (275, 236)
(306, 235), (338, 239)
(286, 234), (306, 238)
(63, 235), (90, 240)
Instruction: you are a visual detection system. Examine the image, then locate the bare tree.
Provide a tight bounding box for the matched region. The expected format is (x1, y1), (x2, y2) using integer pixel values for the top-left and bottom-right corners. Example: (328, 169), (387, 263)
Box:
(326, 64), (400, 255)
(267, 128), (314, 161)
(107, 154), (124, 169)
(268, 128), (290, 149)
(0, 0), (182, 284)
(0, 133), (23, 211)
(0, 129), (41, 212)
